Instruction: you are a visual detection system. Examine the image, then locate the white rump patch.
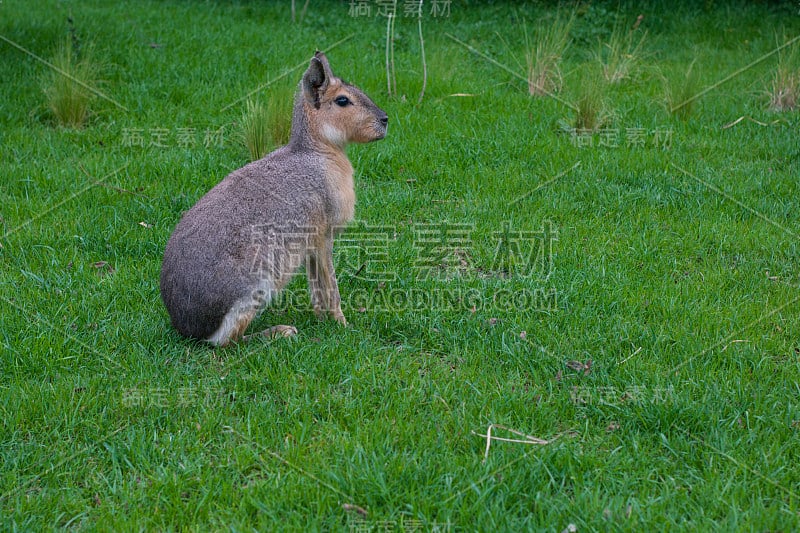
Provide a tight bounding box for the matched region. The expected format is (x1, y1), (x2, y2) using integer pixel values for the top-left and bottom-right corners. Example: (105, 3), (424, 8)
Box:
(205, 278), (277, 346)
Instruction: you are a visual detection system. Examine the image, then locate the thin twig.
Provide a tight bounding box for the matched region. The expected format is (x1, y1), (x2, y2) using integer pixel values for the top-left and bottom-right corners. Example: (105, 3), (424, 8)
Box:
(511, 160), (581, 205)
(721, 115), (782, 129)
(390, 6), (397, 96)
(483, 424), (493, 459)
(417, 0), (427, 104)
(671, 33), (800, 113)
(224, 426), (354, 500)
(721, 339), (750, 352)
(385, 13), (392, 97)
(220, 34), (354, 112)
(98, 182), (149, 198)
(0, 34), (128, 112)
(78, 164), (150, 199)
(446, 32), (578, 111)
(618, 346), (642, 365)
(473, 424), (554, 463)
(477, 435), (551, 445)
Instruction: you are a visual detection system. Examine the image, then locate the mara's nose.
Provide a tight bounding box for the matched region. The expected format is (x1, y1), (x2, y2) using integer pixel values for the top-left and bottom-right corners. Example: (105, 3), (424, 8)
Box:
(380, 115), (388, 127)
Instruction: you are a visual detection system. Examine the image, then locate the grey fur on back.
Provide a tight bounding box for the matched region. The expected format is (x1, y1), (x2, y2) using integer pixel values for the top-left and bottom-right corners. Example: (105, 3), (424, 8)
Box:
(160, 149), (322, 339)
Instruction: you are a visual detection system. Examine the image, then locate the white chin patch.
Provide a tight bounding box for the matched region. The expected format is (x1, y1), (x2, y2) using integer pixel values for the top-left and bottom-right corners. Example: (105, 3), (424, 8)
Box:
(322, 124), (347, 146)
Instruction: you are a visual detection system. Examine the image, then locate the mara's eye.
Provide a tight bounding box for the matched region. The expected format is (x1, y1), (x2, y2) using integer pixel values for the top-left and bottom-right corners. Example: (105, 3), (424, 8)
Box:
(334, 96), (351, 107)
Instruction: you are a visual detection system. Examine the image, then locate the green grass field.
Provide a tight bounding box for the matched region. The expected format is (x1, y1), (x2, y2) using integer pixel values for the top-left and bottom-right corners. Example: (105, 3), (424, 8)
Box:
(2, 0), (799, 530)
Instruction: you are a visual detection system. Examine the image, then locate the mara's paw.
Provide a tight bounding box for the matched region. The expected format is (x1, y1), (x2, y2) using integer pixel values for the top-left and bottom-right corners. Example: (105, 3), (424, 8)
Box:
(243, 325), (298, 342)
(332, 311), (347, 327)
(266, 325), (298, 338)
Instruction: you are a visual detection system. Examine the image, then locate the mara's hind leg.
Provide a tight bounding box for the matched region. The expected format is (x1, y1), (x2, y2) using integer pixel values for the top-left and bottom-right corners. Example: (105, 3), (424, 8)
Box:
(205, 305), (258, 347)
(206, 291), (297, 346)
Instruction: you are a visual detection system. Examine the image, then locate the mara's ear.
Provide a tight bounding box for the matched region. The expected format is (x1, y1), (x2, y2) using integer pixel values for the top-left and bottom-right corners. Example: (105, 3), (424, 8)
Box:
(313, 50), (335, 80)
(302, 54), (330, 109)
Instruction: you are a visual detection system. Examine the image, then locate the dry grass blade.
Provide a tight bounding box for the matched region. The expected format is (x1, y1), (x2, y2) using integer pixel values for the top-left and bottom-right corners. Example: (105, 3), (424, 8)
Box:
(721, 116), (782, 129)
(417, 0), (427, 104)
(385, 5), (397, 98)
(566, 359), (593, 375)
(472, 424), (555, 462)
(342, 503), (368, 516)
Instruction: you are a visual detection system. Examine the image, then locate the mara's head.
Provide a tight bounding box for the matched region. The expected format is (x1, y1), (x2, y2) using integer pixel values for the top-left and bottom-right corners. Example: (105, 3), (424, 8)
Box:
(295, 51), (388, 148)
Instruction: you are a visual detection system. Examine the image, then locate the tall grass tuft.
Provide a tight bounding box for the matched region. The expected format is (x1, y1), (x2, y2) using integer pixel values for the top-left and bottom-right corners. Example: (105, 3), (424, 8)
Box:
(266, 93), (293, 147)
(240, 95), (293, 161)
(666, 59), (700, 119)
(241, 99), (271, 161)
(574, 72), (611, 131)
(597, 19), (647, 83)
(768, 38), (798, 111)
(42, 38), (98, 128)
(525, 12), (574, 96)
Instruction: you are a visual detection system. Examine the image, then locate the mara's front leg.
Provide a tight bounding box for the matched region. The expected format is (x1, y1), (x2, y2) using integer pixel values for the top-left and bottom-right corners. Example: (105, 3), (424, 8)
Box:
(307, 236), (347, 325)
